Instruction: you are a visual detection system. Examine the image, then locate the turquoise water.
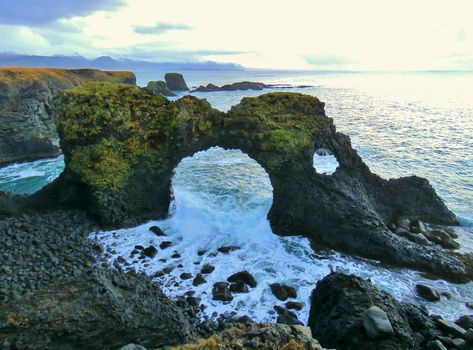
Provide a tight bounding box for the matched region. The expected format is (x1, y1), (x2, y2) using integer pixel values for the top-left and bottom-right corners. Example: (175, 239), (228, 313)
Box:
(1, 70), (472, 321)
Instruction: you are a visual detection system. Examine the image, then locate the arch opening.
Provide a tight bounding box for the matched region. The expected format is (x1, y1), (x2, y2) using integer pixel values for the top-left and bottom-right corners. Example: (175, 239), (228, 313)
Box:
(313, 148), (339, 175)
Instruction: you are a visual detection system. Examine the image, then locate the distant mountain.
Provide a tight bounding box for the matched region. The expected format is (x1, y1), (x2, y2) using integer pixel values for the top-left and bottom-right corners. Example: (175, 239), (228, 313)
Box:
(0, 54), (245, 71)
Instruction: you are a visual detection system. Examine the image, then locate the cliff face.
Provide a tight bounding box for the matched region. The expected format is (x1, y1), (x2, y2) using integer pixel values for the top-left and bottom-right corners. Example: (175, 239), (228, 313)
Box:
(0, 67), (136, 165)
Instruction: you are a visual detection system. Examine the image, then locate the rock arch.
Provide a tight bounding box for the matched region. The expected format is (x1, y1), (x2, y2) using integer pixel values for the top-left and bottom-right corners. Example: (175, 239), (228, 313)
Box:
(3, 82), (471, 281)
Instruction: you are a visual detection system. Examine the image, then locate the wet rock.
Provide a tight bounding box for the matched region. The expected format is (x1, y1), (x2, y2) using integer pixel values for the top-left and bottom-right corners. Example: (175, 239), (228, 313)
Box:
(134, 245), (144, 250)
(276, 314), (304, 326)
(416, 283), (441, 301)
(142, 245), (157, 258)
(145, 80), (175, 97)
(180, 272), (193, 280)
(397, 229), (431, 245)
(465, 329), (473, 344)
(427, 340), (448, 350)
(309, 273), (442, 350)
(159, 241), (173, 249)
(192, 273), (206, 286)
(171, 252), (181, 259)
(164, 72), (189, 91)
(0, 268), (196, 349)
(467, 302), (473, 310)
(149, 226), (166, 236)
(217, 245), (240, 254)
(201, 264), (215, 274)
(397, 217), (411, 230)
(274, 305), (286, 315)
(229, 282), (249, 293)
(270, 283), (297, 301)
(286, 301), (304, 310)
(227, 270), (257, 288)
(362, 306), (394, 339)
(452, 338), (466, 348)
(436, 319), (467, 338)
(197, 250), (206, 256)
(212, 282), (233, 302)
(455, 315), (473, 330)
(411, 219), (427, 233)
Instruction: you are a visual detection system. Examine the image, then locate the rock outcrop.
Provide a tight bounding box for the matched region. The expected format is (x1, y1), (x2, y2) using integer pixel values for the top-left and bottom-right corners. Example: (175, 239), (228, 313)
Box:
(308, 273), (443, 350)
(0, 67), (136, 165)
(0, 268), (197, 349)
(3, 84), (471, 281)
(145, 80), (176, 97)
(191, 81), (313, 93)
(165, 72), (189, 91)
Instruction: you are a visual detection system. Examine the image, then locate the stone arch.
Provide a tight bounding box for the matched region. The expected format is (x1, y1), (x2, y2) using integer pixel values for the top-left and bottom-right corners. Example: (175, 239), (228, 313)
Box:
(4, 82), (469, 281)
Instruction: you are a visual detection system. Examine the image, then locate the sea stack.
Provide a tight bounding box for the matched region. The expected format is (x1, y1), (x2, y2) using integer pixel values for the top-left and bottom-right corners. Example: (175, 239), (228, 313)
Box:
(165, 72), (189, 91)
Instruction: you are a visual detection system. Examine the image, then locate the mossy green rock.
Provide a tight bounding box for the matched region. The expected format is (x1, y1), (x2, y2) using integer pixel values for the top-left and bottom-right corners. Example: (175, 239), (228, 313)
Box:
(17, 82), (472, 281)
(0, 67), (136, 165)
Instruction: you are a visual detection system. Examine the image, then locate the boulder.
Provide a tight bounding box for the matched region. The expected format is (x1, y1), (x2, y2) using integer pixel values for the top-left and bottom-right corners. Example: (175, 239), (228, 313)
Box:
(229, 282), (249, 293)
(142, 245), (158, 258)
(416, 283), (441, 302)
(0, 67), (135, 165)
(455, 315), (473, 330)
(362, 306), (394, 339)
(270, 283), (297, 301)
(227, 270), (257, 288)
(212, 282), (233, 302)
(149, 226), (166, 236)
(119, 344), (147, 350)
(10, 85), (470, 281)
(145, 80), (175, 97)
(201, 264), (215, 274)
(427, 340), (448, 350)
(0, 268), (196, 349)
(164, 72), (188, 91)
(309, 273), (443, 350)
(436, 319), (467, 338)
(192, 273), (206, 286)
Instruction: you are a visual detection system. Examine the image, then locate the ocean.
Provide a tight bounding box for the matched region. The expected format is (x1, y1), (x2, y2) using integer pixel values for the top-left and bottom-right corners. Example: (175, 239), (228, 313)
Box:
(1, 70), (472, 323)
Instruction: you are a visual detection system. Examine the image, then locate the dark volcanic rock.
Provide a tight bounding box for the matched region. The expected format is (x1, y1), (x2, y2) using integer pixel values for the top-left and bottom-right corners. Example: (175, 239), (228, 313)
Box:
(416, 283), (441, 302)
(149, 225), (166, 236)
(159, 241), (173, 249)
(0, 268), (197, 349)
(164, 72), (188, 91)
(286, 301), (304, 310)
(180, 272), (193, 280)
(191, 81), (267, 92)
(308, 273), (442, 350)
(276, 314), (304, 326)
(0, 67), (135, 165)
(270, 283), (297, 301)
(217, 246), (240, 254)
(192, 273), (206, 286)
(212, 282), (233, 302)
(227, 270), (257, 288)
(229, 282), (249, 293)
(142, 245), (158, 258)
(145, 80), (175, 97)
(11, 86), (471, 281)
(201, 264), (215, 274)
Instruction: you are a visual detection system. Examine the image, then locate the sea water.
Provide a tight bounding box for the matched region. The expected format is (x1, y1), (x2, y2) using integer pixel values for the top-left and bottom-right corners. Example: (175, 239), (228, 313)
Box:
(1, 70), (472, 322)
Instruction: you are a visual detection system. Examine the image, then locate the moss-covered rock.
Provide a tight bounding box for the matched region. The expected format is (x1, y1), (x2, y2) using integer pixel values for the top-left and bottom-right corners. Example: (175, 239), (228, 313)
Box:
(20, 82), (471, 281)
(0, 67), (136, 165)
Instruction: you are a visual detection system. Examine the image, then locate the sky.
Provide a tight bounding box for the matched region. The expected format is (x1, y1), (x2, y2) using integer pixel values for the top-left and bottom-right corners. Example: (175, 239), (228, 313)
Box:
(1, 0), (472, 70)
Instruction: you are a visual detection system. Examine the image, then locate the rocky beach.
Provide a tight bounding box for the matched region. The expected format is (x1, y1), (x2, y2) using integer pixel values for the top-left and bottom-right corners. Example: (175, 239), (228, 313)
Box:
(0, 68), (472, 350)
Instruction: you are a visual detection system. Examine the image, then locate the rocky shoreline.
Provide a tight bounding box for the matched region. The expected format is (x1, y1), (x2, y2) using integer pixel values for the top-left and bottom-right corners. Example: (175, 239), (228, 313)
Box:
(1, 74), (473, 349)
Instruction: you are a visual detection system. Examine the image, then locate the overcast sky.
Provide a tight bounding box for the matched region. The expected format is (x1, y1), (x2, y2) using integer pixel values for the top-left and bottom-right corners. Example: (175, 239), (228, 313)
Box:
(1, 0), (472, 70)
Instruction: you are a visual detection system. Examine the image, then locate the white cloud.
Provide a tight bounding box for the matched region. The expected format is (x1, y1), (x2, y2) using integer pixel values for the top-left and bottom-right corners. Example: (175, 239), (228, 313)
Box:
(1, 0), (473, 70)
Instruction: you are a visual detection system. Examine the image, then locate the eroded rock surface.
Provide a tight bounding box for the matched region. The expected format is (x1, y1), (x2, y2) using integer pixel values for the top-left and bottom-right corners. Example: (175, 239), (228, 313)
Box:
(308, 273), (442, 350)
(0, 67), (136, 165)
(3, 83), (471, 280)
(165, 72), (189, 91)
(0, 268), (197, 349)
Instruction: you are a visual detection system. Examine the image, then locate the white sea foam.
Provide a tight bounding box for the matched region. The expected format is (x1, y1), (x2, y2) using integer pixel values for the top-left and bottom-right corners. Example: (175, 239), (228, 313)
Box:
(91, 147), (473, 323)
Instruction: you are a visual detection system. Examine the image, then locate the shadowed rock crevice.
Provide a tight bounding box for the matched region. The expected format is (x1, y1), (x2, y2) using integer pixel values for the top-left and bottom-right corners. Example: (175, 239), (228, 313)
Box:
(2, 82), (470, 281)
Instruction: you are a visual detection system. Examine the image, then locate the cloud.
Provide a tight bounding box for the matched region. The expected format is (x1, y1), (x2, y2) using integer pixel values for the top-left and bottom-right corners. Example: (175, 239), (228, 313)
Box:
(133, 22), (192, 35)
(0, 0), (126, 26)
